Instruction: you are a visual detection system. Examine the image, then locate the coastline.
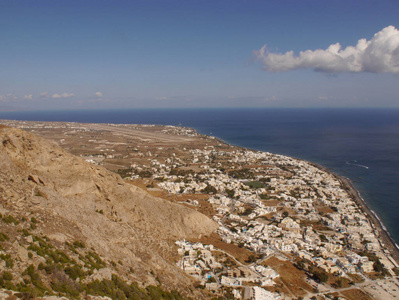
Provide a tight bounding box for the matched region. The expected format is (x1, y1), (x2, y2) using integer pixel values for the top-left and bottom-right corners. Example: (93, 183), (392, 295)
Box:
(200, 130), (399, 265)
(308, 161), (399, 266)
(2, 119), (399, 299)
(194, 131), (399, 265)
(2, 118), (398, 267)
(339, 176), (399, 263)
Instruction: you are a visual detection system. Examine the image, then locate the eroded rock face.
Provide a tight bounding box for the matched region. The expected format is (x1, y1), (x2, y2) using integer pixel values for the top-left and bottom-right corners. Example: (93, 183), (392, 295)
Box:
(0, 126), (217, 296)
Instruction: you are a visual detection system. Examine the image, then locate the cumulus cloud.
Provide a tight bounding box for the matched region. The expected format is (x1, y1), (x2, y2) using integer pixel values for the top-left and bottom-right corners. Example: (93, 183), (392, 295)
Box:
(51, 93), (75, 99)
(254, 25), (399, 73)
(94, 91), (103, 98)
(40, 92), (49, 98)
(23, 94), (33, 100)
(0, 94), (18, 102)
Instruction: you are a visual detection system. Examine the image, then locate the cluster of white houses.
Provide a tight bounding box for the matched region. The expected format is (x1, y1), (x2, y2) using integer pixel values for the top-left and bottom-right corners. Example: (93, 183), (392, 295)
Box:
(145, 147), (399, 297)
(175, 240), (281, 300)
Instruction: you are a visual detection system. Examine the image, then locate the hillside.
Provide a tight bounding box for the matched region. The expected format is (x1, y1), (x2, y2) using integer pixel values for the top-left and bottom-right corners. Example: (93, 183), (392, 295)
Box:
(0, 125), (217, 298)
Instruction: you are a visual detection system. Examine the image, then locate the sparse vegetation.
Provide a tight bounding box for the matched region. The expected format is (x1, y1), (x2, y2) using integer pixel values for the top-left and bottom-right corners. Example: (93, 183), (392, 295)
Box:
(2, 271), (13, 281)
(228, 168), (254, 179)
(243, 181), (266, 189)
(117, 167), (133, 178)
(85, 275), (185, 300)
(73, 240), (86, 249)
(201, 184), (217, 194)
(2, 215), (20, 225)
(0, 227), (186, 299)
(138, 170), (153, 178)
(35, 190), (45, 197)
(312, 270), (329, 283)
(0, 253), (14, 268)
(0, 232), (10, 241)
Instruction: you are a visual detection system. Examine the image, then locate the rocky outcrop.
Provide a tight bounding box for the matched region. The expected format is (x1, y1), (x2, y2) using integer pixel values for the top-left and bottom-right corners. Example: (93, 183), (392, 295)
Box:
(0, 126), (217, 296)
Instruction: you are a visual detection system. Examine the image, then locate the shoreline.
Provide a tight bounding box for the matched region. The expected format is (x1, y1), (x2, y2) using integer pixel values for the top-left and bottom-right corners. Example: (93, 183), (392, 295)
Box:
(2, 118), (398, 266)
(339, 176), (399, 263)
(204, 132), (399, 265)
(308, 161), (399, 266)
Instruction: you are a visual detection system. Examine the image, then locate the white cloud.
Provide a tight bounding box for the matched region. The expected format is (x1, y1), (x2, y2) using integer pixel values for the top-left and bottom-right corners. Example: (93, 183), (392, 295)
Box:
(264, 96), (277, 102)
(94, 91), (103, 98)
(0, 94), (18, 102)
(318, 96), (329, 101)
(40, 92), (49, 98)
(254, 25), (399, 74)
(23, 94), (33, 100)
(51, 93), (75, 99)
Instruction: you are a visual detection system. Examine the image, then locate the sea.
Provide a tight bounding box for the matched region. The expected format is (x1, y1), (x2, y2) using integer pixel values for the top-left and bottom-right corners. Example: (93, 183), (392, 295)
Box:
(1, 108), (398, 245)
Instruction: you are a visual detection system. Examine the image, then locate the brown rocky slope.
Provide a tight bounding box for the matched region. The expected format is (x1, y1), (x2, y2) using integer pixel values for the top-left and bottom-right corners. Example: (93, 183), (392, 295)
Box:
(0, 125), (217, 298)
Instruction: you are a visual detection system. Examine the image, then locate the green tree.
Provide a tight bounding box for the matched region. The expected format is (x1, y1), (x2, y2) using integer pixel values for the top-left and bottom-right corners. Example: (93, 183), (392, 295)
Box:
(313, 271), (328, 283)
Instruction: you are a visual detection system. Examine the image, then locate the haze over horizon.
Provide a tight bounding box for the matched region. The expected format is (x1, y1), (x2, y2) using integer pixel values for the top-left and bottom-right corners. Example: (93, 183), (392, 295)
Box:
(1, 0), (398, 111)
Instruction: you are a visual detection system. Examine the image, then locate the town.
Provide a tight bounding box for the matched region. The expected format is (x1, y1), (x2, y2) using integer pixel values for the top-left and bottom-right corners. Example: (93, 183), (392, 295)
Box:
(2, 120), (399, 299)
(142, 145), (399, 299)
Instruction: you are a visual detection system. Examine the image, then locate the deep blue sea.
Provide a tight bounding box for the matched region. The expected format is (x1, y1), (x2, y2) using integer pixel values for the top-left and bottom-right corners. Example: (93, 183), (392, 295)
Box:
(1, 108), (398, 244)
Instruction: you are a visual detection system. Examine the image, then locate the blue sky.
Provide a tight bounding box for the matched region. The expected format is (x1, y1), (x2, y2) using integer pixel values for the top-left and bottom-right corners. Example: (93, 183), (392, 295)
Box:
(1, 0), (398, 110)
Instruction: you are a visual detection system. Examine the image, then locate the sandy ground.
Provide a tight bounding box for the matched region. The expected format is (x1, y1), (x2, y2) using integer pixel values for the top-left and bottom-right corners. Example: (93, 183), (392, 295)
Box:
(362, 277), (399, 299)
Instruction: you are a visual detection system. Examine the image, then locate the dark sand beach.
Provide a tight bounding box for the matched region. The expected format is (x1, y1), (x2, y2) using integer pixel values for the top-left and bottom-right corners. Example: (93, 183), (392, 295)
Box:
(309, 162), (399, 265)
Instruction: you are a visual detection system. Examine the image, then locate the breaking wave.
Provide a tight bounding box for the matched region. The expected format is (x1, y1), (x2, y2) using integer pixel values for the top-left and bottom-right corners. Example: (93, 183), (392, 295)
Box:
(346, 160), (369, 169)
(371, 209), (387, 231)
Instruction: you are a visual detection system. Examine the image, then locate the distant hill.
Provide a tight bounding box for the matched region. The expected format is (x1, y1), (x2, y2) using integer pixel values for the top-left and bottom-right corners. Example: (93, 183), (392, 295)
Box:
(0, 125), (217, 299)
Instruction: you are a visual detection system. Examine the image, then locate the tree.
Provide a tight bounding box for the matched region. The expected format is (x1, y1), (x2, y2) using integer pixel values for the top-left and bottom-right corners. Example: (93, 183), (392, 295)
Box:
(313, 271), (328, 283)
(225, 188), (235, 198)
(373, 260), (384, 273)
(246, 255), (257, 263)
(201, 185), (217, 195)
